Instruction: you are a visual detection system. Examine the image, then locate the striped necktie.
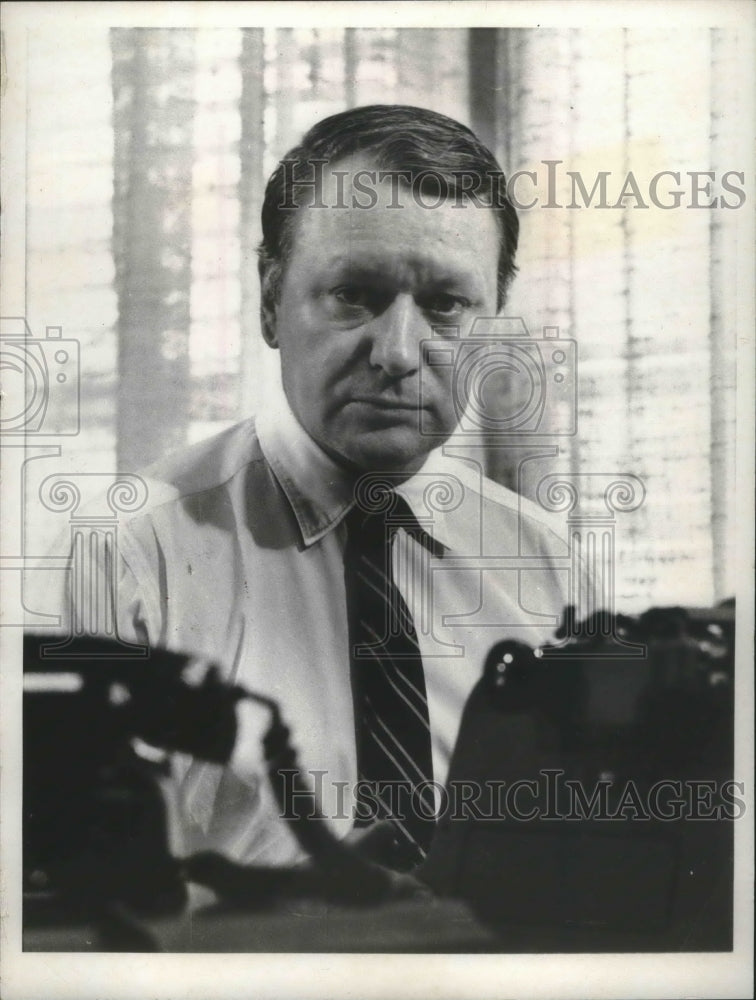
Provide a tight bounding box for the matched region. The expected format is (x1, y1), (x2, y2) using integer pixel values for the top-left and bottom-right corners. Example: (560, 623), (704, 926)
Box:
(343, 490), (439, 870)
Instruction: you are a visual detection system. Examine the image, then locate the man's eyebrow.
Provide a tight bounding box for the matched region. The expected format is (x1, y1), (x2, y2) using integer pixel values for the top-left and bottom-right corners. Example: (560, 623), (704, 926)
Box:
(316, 255), (487, 290)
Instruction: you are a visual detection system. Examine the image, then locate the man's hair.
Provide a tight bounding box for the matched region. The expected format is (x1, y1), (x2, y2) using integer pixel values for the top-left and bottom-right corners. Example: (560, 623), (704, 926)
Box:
(257, 105), (519, 325)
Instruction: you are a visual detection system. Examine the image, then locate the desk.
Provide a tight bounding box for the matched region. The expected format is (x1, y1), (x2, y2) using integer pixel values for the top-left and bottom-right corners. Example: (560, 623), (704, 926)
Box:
(24, 896), (496, 952)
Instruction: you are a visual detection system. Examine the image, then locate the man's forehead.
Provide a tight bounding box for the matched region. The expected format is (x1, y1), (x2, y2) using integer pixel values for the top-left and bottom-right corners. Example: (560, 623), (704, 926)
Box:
(290, 154), (500, 247)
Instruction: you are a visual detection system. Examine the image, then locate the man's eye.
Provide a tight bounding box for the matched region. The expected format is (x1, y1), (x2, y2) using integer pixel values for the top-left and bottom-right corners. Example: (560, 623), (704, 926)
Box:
(421, 294), (470, 316)
(332, 285), (374, 308)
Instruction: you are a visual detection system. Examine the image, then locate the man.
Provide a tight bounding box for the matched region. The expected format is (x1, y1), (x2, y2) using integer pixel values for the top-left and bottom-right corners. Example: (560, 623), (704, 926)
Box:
(60, 106), (573, 871)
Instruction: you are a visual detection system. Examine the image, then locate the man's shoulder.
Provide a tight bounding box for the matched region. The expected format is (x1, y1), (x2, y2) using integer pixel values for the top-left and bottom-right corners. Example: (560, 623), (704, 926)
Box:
(133, 417), (266, 516)
(424, 448), (568, 545)
(479, 470), (563, 535)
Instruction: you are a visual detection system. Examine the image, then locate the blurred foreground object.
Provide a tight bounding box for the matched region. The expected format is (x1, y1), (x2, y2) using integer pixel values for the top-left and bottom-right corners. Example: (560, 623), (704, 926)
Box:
(22, 634), (404, 949)
(419, 602), (736, 951)
(23, 602), (735, 951)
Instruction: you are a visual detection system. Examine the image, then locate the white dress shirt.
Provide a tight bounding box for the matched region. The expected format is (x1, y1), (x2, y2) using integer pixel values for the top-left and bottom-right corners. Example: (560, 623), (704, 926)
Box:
(53, 383), (575, 867)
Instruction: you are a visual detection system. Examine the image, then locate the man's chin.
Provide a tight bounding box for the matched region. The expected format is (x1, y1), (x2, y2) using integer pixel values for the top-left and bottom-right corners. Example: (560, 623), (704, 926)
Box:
(332, 429), (445, 477)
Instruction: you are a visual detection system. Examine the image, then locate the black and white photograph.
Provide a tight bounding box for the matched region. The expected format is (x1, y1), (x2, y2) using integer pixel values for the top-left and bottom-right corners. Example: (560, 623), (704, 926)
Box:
(1, 2), (753, 998)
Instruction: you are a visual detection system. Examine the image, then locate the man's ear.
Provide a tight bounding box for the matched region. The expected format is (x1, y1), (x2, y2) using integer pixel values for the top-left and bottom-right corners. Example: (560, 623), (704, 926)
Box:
(258, 257), (280, 348)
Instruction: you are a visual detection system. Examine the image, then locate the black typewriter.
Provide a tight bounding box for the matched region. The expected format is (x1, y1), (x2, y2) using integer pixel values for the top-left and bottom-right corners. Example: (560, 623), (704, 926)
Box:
(418, 603), (735, 950)
(23, 602), (735, 951)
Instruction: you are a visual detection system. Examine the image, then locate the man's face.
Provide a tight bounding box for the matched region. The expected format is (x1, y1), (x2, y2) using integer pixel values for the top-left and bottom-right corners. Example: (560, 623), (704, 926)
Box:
(266, 159), (500, 474)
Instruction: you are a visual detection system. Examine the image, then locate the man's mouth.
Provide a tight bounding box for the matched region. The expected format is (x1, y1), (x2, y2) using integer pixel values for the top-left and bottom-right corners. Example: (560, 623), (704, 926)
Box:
(350, 396), (422, 411)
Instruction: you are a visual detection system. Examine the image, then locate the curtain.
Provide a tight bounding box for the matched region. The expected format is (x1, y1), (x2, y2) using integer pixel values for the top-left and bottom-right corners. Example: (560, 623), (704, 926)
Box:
(488, 28), (738, 607)
(23, 27), (740, 610)
(111, 29), (195, 470)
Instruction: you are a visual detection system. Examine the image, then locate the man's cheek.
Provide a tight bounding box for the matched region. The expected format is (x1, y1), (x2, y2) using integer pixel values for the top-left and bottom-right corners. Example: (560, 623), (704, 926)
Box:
(425, 389), (460, 437)
(428, 366), (459, 416)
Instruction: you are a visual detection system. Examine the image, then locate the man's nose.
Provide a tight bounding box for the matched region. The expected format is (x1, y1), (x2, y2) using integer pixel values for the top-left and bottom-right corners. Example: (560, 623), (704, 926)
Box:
(368, 294), (428, 377)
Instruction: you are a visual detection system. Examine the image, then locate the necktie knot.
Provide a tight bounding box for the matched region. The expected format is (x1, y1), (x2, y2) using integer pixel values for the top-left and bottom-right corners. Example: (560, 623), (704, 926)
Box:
(345, 490), (443, 558)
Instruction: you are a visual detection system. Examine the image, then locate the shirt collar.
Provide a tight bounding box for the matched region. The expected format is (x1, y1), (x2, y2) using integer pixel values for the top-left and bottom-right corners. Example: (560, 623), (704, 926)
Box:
(256, 368), (453, 551)
(256, 376), (355, 546)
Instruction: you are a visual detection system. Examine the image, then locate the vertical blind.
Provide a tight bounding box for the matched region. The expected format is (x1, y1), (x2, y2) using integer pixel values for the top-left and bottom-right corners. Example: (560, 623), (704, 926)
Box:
(493, 28), (738, 609)
(23, 26), (739, 611)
